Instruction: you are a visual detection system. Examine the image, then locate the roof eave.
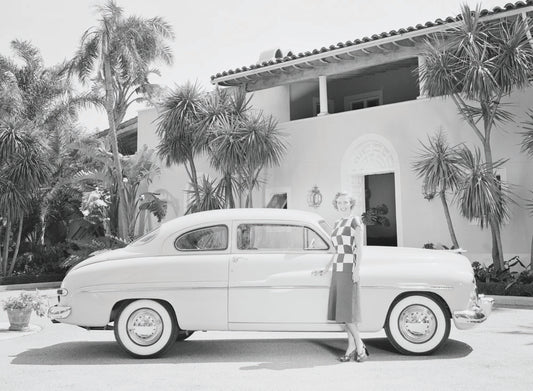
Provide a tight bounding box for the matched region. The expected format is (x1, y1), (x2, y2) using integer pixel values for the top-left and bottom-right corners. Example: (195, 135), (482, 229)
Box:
(211, 5), (533, 87)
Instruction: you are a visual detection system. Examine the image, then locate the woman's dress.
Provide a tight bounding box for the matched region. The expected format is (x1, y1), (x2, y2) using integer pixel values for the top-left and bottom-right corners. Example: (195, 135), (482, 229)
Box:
(327, 216), (362, 323)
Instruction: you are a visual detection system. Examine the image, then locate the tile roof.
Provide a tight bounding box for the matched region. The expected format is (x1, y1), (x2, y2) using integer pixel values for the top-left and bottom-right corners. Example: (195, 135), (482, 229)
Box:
(210, 1), (533, 84)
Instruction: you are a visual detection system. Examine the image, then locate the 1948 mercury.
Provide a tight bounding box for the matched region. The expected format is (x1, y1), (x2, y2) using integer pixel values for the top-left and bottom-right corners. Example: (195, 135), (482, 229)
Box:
(49, 209), (493, 358)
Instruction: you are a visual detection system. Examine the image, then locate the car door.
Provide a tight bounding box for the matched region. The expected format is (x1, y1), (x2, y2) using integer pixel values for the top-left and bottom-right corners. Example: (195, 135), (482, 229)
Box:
(228, 221), (335, 330)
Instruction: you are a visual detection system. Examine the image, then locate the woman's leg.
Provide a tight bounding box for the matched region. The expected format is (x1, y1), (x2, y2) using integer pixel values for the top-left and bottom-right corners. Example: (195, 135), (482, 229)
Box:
(344, 324), (356, 354)
(345, 323), (364, 353)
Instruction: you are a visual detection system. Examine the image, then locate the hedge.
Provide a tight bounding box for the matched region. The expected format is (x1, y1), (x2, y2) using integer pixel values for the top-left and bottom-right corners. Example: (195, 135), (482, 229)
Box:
(0, 272), (66, 286)
(477, 281), (533, 297)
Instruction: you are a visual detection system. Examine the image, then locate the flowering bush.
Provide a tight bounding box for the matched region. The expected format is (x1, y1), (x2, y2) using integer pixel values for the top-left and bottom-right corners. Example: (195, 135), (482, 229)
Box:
(1, 291), (49, 317)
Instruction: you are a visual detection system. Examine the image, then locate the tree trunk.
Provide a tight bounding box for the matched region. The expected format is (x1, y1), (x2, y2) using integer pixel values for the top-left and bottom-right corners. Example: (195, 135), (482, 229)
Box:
(439, 191), (460, 249)
(530, 235), (533, 271)
(8, 216), (23, 276)
(482, 139), (504, 271)
(225, 172), (235, 208)
(39, 207), (46, 245)
(0, 225), (4, 276)
(103, 39), (129, 241)
(188, 156), (200, 200)
(3, 220), (12, 276)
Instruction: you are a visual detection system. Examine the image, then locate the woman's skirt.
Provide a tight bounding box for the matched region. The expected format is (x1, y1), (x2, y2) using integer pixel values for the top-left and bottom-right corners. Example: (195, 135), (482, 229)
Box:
(327, 263), (362, 323)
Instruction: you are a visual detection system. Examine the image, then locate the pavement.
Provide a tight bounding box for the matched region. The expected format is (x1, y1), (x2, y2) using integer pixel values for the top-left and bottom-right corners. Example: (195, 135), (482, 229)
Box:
(0, 286), (532, 391)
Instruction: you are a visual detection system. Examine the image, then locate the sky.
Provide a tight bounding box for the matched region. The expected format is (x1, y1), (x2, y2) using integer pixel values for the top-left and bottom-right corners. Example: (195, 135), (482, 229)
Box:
(1, 0), (509, 132)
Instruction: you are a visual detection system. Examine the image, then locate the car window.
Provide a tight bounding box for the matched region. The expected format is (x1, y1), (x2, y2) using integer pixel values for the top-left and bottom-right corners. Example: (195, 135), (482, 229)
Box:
(175, 225), (228, 251)
(318, 220), (332, 236)
(304, 227), (329, 250)
(237, 224), (305, 251)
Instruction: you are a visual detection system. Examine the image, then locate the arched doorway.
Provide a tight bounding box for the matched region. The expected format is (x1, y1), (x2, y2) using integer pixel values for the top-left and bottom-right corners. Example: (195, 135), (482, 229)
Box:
(340, 134), (402, 246)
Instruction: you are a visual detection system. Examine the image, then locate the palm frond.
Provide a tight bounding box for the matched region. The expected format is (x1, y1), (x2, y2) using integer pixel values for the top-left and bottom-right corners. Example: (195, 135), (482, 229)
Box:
(412, 130), (462, 195)
(455, 146), (513, 228)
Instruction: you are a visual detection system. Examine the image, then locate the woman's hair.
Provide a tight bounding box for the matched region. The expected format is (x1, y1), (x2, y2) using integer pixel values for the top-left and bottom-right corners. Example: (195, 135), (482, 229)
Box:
(332, 191), (356, 210)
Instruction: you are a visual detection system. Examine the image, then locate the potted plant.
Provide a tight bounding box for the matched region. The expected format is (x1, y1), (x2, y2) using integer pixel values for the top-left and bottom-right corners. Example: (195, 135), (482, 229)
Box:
(2, 291), (48, 331)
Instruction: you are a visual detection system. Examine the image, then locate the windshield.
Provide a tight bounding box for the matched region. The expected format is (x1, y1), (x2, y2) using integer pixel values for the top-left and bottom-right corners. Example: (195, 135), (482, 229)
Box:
(129, 227), (161, 247)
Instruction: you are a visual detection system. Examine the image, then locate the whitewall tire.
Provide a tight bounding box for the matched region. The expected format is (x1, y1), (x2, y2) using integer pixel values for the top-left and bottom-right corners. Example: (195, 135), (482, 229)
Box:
(114, 300), (177, 358)
(385, 294), (450, 355)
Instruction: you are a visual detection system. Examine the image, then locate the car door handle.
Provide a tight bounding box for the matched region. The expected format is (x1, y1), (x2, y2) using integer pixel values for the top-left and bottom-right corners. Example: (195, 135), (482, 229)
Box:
(232, 256), (246, 263)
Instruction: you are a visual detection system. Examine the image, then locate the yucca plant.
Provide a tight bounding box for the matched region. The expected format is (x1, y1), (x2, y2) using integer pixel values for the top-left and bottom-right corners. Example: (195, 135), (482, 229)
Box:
(412, 131), (461, 248)
(185, 175), (225, 214)
(418, 4), (533, 269)
(455, 146), (512, 231)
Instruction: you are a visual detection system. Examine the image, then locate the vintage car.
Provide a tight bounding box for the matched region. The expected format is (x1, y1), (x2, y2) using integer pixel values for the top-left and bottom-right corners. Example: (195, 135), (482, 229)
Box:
(49, 208), (493, 358)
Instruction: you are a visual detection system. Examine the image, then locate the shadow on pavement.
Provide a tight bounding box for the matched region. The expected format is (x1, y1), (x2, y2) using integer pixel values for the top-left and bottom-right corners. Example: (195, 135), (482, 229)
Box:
(10, 337), (472, 369)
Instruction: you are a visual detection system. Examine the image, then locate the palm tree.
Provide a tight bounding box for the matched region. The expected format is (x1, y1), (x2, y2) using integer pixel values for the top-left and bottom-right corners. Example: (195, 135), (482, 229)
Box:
(0, 124), (50, 276)
(417, 4), (533, 270)
(412, 131), (461, 249)
(0, 40), (90, 276)
(240, 113), (285, 207)
(69, 0), (174, 240)
(520, 111), (533, 267)
(455, 147), (512, 233)
(156, 82), (206, 201)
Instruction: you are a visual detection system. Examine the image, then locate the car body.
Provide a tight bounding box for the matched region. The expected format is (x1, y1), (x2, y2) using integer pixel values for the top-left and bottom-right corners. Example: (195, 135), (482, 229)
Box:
(49, 208), (493, 358)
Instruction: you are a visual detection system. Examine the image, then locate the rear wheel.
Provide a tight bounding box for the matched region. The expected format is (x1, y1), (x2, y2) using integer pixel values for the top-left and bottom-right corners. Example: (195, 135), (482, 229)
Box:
(385, 294), (450, 355)
(114, 300), (177, 358)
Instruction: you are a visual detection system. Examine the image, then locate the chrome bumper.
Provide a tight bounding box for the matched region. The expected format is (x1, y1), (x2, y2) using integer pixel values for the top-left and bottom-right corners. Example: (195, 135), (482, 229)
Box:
(48, 305), (72, 320)
(453, 294), (494, 330)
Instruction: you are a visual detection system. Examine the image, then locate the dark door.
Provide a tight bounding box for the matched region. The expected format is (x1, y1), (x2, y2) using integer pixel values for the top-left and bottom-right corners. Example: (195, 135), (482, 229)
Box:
(364, 173), (397, 246)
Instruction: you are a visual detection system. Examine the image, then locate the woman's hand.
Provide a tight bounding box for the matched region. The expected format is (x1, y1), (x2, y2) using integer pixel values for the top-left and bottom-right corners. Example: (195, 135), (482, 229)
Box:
(352, 273), (360, 283)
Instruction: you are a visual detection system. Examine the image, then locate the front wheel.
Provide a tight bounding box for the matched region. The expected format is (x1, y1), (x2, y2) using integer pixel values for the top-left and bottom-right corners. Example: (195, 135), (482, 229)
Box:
(176, 330), (195, 341)
(114, 300), (177, 358)
(385, 294), (450, 355)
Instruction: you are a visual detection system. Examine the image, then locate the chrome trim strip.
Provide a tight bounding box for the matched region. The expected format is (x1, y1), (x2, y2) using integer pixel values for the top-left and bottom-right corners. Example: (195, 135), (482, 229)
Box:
(364, 284), (454, 290)
(229, 285), (328, 290)
(80, 284), (227, 293)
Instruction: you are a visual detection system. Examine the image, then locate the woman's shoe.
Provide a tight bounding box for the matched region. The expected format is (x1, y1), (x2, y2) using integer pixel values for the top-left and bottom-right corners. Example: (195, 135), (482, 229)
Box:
(339, 349), (356, 362)
(355, 345), (369, 362)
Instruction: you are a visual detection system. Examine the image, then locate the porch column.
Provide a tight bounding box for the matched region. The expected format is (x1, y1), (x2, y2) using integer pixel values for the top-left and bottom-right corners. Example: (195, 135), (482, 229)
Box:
(318, 75), (329, 116)
(417, 55), (427, 99)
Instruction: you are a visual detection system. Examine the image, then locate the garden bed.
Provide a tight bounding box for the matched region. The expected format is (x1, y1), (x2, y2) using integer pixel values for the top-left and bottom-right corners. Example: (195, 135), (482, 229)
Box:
(477, 281), (533, 297)
(0, 272), (66, 286)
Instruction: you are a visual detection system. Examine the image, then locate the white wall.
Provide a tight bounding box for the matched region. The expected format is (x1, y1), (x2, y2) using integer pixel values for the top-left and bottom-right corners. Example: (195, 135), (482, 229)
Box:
(253, 89), (533, 265)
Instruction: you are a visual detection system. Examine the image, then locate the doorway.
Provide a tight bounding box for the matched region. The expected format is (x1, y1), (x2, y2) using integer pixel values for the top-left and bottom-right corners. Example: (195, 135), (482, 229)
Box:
(364, 173), (397, 246)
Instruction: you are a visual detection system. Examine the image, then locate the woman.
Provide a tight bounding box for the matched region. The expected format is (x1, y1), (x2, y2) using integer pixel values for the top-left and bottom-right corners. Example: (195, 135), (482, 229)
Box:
(315, 191), (368, 362)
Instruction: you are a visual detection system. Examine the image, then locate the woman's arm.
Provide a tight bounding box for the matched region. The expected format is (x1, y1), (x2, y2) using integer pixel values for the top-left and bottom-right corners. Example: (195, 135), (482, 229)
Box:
(352, 216), (364, 282)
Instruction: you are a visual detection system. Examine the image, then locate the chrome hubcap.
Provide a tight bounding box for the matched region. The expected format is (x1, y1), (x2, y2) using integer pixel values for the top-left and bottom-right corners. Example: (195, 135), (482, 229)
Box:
(127, 308), (163, 346)
(398, 304), (437, 343)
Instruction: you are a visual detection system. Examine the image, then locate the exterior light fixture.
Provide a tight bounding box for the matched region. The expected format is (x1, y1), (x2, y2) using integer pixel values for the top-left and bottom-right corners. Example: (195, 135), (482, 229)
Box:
(307, 185), (323, 208)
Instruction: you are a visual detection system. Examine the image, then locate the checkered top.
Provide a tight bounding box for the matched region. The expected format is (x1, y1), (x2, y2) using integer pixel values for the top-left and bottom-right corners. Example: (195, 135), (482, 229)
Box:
(331, 216), (361, 272)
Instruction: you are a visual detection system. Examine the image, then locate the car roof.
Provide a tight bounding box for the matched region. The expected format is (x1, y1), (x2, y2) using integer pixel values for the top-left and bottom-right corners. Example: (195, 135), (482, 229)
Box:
(160, 208), (325, 232)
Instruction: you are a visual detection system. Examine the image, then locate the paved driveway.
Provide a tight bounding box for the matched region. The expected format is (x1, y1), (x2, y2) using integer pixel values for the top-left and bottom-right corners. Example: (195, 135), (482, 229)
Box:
(0, 290), (532, 391)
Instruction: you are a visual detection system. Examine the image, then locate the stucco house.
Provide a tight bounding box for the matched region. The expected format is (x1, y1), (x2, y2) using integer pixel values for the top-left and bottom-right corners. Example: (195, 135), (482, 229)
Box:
(135, 1), (533, 265)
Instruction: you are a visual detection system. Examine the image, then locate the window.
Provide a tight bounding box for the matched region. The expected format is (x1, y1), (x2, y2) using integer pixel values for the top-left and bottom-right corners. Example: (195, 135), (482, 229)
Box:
(175, 225), (228, 251)
(344, 91), (383, 111)
(304, 227), (329, 250)
(266, 193), (287, 209)
(237, 224), (328, 251)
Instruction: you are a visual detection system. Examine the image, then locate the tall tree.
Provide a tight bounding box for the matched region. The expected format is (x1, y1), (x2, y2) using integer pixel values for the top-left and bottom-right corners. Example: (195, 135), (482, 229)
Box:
(156, 82), (206, 202)
(418, 4), (533, 270)
(520, 112), (533, 267)
(412, 131), (461, 249)
(0, 40), (89, 275)
(69, 0), (174, 239)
